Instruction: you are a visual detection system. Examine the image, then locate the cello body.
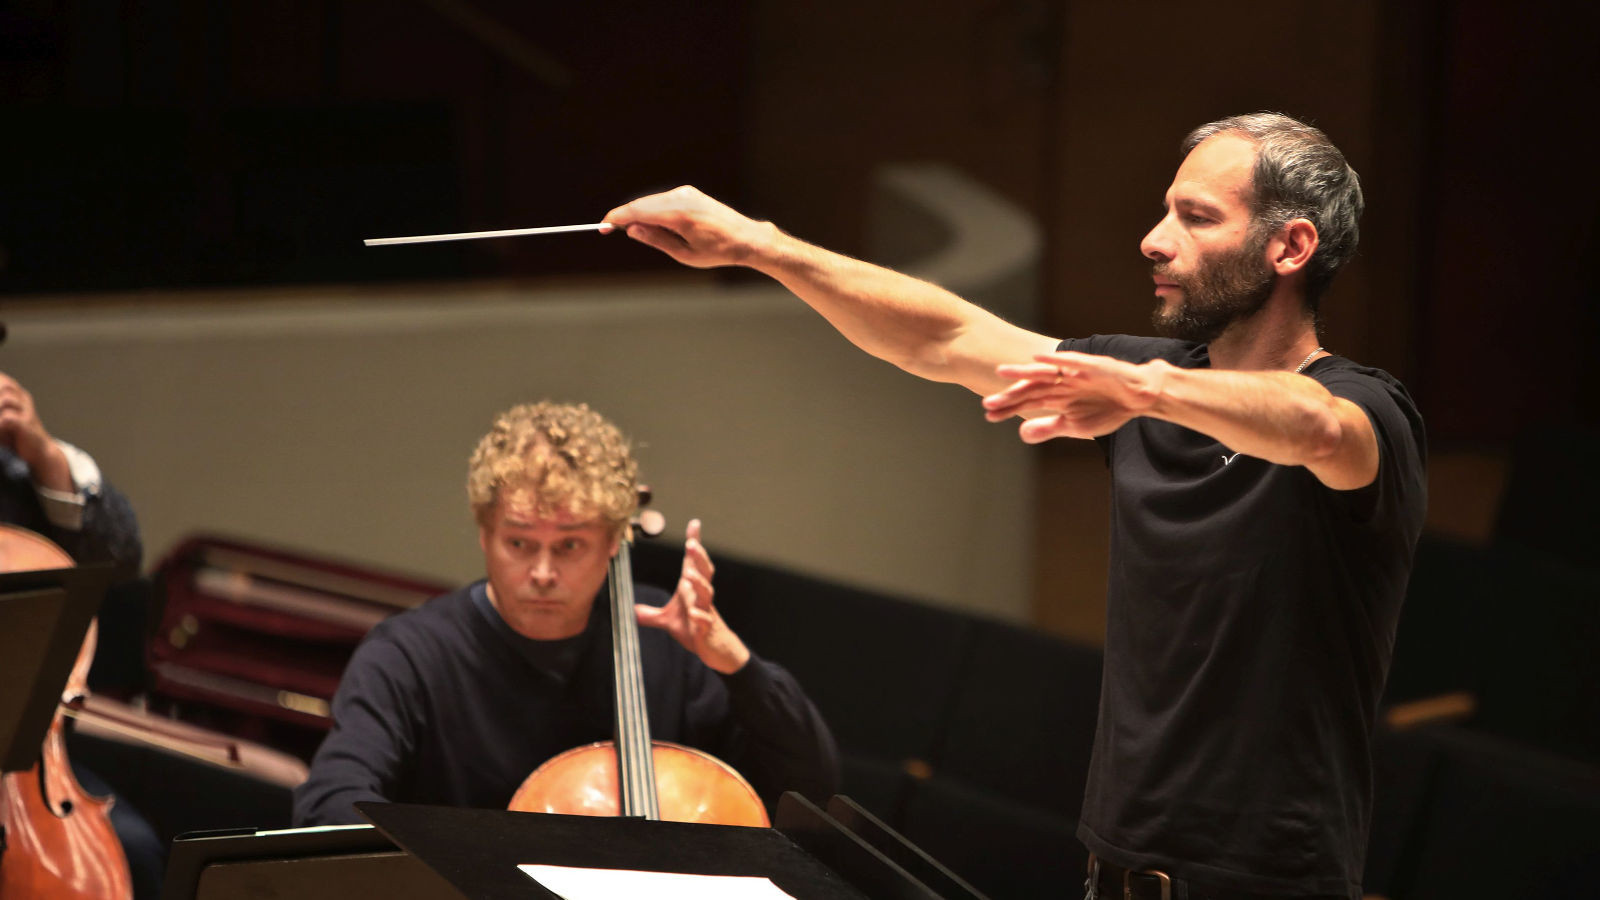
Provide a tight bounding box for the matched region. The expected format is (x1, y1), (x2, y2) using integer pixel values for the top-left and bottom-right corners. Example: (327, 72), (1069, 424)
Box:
(0, 525), (133, 900)
(508, 740), (768, 826)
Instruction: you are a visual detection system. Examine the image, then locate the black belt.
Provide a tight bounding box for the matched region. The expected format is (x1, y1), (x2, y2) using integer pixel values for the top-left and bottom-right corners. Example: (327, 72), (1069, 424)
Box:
(1086, 856), (1303, 900)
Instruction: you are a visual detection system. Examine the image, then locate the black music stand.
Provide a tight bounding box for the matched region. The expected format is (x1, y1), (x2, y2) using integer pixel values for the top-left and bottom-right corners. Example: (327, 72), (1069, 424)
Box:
(771, 793), (960, 900)
(0, 563), (120, 773)
(820, 796), (989, 900)
(163, 794), (982, 899)
(356, 794), (971, 900)
(160, 824), (458, 900)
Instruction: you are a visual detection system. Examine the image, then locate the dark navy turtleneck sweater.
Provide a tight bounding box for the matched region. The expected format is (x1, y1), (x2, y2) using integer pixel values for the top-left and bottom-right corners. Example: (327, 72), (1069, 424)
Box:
(293, 579), (839, 825)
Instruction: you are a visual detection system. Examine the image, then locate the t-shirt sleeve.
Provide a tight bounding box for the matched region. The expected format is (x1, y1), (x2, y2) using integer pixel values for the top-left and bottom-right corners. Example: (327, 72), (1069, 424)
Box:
(291, 632), (425, 826)
(1314, 366), (1428, 522)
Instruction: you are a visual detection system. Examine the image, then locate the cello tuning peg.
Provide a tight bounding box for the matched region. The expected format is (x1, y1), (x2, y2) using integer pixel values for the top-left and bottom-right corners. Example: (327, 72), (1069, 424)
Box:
(636, 509), (666, 538)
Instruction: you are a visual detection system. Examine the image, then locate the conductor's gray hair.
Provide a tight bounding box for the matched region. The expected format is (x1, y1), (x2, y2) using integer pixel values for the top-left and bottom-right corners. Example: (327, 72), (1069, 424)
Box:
(1183, 112), (1363, 310)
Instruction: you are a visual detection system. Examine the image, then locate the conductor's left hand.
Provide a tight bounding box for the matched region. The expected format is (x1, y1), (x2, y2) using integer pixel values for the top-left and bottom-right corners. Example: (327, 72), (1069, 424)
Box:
(981, 351), (1166, 443)
(635, 519), (751, 675)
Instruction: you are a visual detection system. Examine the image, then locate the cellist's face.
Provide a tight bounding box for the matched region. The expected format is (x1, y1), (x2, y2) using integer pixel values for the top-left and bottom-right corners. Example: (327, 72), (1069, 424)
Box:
(478, 489), (619, 641)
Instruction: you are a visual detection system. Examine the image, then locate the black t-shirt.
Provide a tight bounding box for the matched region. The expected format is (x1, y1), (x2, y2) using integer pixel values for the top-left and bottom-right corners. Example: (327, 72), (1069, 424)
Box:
(1062, 335), (1427, 898)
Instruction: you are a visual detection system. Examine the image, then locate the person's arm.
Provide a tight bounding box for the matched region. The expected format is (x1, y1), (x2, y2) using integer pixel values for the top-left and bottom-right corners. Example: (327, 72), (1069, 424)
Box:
(1, 371), (142, 566)
(982, 350), (1379, 490)
(291, 637), (421, 826)
(0, 371), (72, 492)
(603, 187), (1057, 396)
(712, 653), (841, 806)
(69, 474), (142, 569)
(38, 442), (143, 568)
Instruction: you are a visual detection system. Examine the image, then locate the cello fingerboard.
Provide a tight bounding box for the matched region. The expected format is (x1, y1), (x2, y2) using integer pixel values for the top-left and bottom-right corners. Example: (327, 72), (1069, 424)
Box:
(608, 539), (660, 820)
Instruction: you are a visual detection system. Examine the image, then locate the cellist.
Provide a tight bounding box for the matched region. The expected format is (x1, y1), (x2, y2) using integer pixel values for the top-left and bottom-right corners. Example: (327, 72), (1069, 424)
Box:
(292, 401), (839, 826)
(1, 367), (163, 899)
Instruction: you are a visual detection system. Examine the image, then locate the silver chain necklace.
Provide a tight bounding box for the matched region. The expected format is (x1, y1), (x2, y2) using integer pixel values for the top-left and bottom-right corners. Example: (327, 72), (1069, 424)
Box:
(1294, 346), (1325, 374)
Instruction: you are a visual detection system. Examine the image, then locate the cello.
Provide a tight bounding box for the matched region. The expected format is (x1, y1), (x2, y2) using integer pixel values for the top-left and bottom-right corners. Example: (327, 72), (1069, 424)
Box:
(506, 493), (769, 826)
(0, 525), (133, 899)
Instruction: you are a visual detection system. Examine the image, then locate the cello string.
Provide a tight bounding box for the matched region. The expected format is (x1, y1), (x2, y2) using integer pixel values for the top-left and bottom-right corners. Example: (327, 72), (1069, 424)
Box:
(609, 539), (659, 819)
(617, 541), (643, 815)
(608, 546), (637, 815)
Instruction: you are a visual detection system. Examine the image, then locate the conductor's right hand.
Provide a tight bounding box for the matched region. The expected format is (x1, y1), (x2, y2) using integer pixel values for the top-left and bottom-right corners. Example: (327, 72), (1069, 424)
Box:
(602, 186), (771, 269)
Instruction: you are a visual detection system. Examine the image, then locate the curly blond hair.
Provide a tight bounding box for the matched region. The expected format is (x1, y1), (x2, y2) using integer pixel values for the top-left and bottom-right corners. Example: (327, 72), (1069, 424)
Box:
(467, 401), (638, 533)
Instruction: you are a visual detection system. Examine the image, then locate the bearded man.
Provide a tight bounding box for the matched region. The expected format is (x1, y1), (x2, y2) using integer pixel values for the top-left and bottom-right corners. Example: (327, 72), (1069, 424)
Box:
(602, 112), (1426, 900)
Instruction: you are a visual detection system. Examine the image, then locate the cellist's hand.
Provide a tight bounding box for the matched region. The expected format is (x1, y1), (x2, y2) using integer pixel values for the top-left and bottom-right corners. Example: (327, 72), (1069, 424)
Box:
(0, 371), (73, 493)
(636, 519), (750, 675)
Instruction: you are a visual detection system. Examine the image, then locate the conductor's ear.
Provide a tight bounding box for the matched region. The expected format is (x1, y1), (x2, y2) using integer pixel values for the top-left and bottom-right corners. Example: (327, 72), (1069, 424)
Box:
(1271, 218), (1319, 276)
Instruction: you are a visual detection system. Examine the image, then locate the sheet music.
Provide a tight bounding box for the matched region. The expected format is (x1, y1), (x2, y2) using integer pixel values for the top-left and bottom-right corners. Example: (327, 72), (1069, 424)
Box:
(519, 864), (798, 899)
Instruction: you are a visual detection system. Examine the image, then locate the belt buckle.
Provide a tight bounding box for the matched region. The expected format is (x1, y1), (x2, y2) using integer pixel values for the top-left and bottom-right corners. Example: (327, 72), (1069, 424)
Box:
(1123, 868), (1172, 900)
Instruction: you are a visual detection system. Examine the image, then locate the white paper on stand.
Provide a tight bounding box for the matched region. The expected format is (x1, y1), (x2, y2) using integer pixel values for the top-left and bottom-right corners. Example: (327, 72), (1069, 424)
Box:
(519, 864), (799, 899)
